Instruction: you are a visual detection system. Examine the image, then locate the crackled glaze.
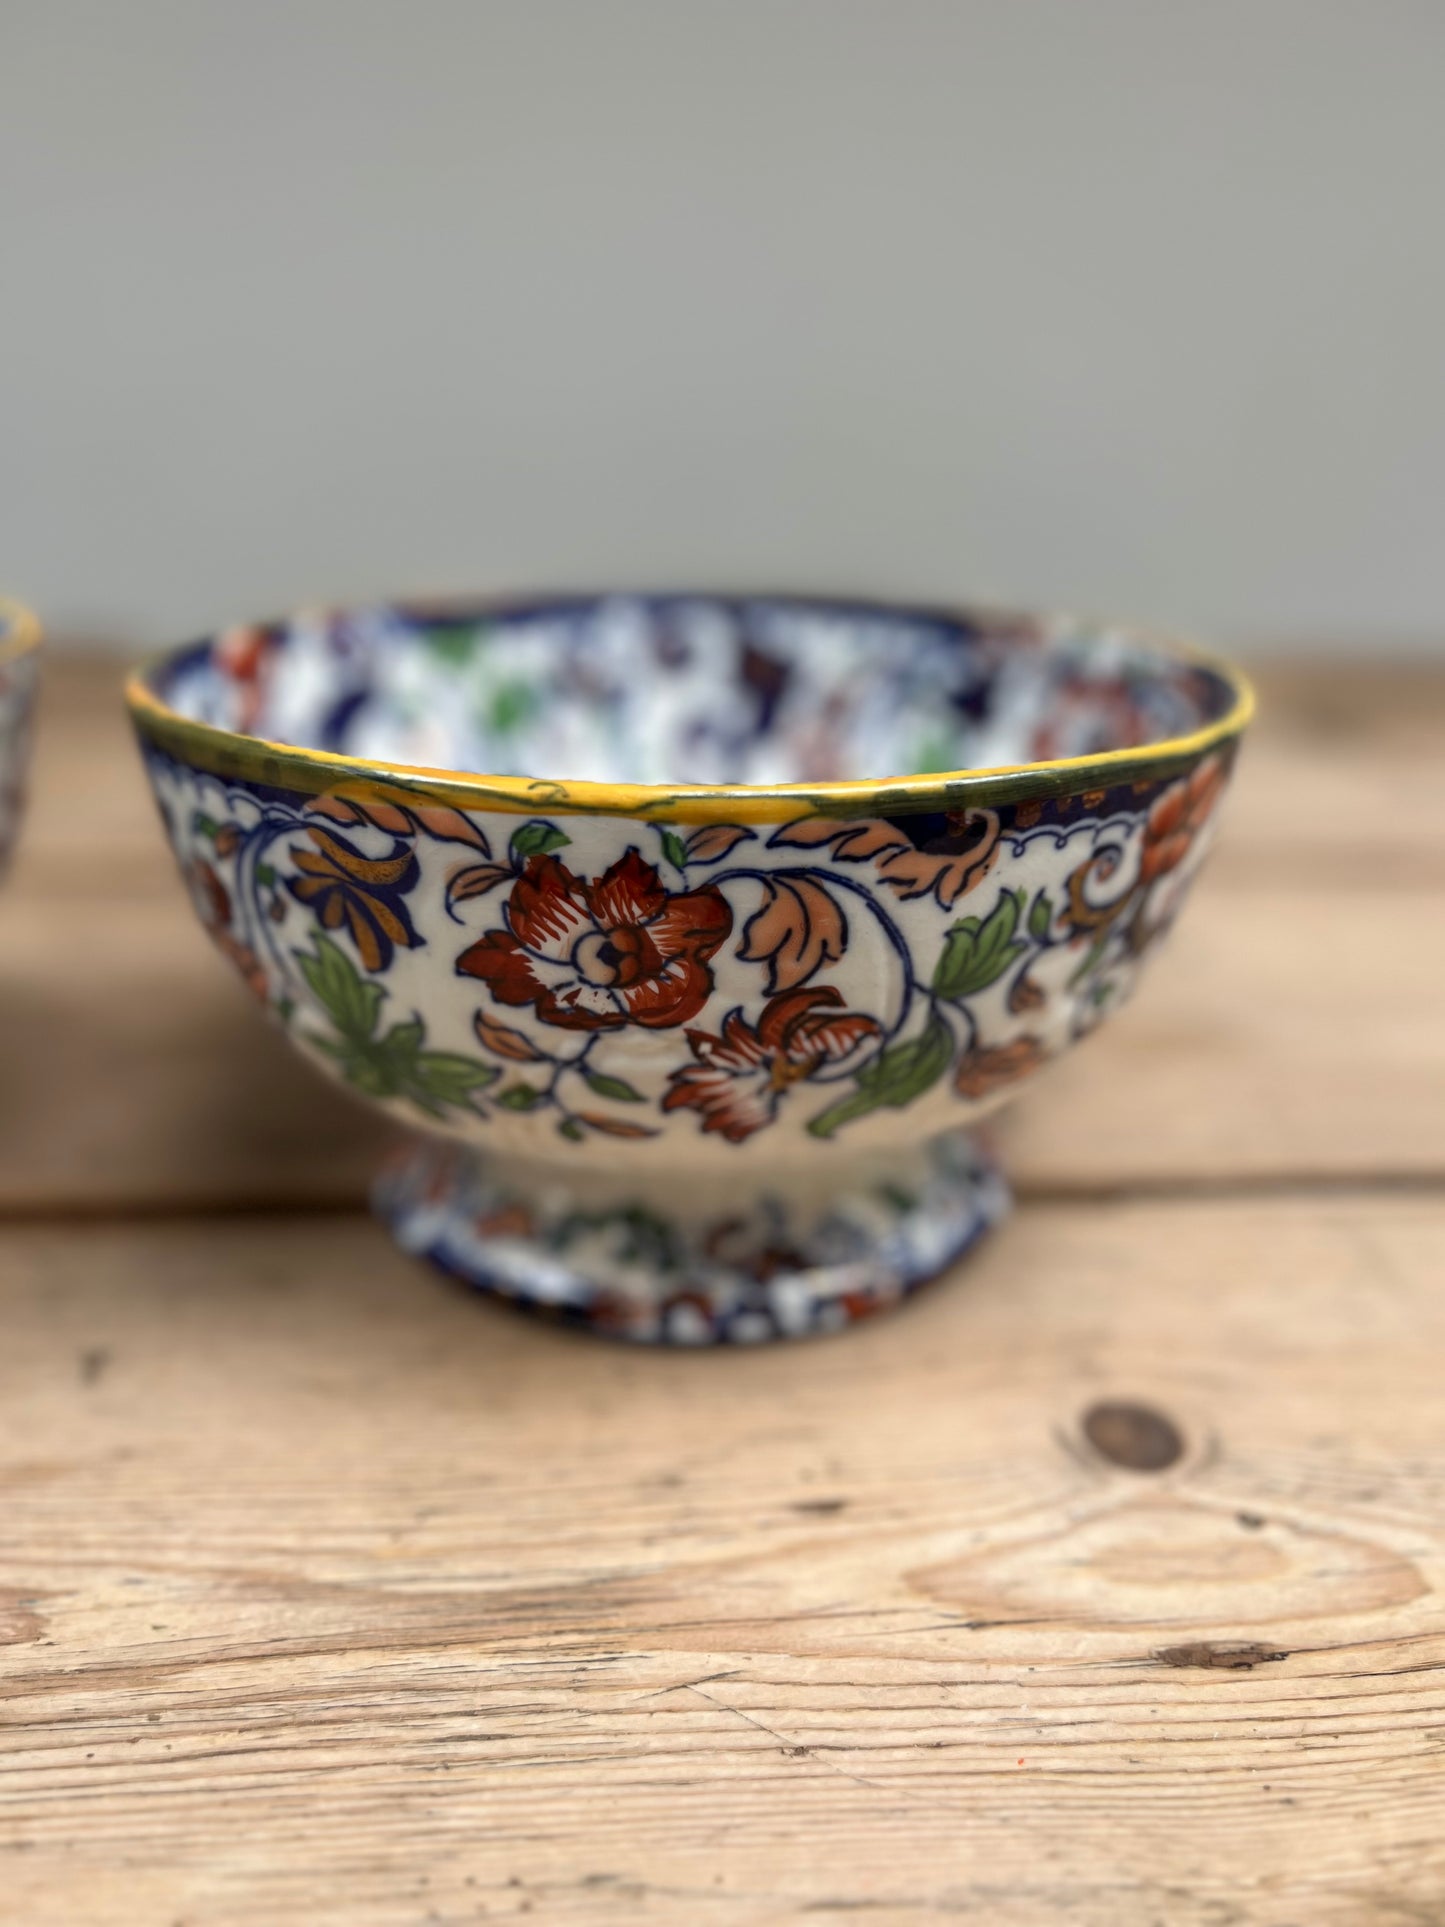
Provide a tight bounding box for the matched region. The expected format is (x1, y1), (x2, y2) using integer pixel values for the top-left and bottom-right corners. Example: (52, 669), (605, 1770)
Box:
(130, 594), (1248, 1342)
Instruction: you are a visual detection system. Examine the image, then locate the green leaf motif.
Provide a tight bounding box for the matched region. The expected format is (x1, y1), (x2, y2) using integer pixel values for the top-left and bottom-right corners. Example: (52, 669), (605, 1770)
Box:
(488, 680), (537, 736)
(348, 1057), (395, 1100)
(191, 811), (219, 840)
(557, 1116), (586, 1143)
(659, 828), (688, 872)
(807, 1012), (954, 1139)
(510, 820), (572, 863)
(1028, 890), (1053, 942)
(383, 1017), (426, 1061)
(296, 934), (385, 1039)
(498, 1082), (545, 1111)
(932, 891), (1028, 1001)
(413, 1051), (499, 1104)
(316, 1030), (499, 1117)
(422, 623), (481, 667)
(310, 1036), (394, 1099)
(297, 938), (496, 1117)
(584, 1070), (645, 1103)
(418, 1050), (495, 1085)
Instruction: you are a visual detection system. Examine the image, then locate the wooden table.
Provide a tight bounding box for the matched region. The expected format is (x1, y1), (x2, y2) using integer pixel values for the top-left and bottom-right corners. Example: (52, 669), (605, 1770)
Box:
(2, 658), (1442, 1925)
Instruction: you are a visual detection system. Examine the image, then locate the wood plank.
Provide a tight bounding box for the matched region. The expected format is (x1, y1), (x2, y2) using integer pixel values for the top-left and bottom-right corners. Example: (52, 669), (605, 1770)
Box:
(1, 1196), (1443, 1923)
(13, 652), (164, 898)
(0, 894), (395, 1214)
(1220, 660), (1445, 888)
(998, 880), (1445, 1188)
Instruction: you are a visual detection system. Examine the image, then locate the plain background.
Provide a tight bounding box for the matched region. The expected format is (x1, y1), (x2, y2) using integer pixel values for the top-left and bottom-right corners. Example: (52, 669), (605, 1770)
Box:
(3, 0), (1443, 656)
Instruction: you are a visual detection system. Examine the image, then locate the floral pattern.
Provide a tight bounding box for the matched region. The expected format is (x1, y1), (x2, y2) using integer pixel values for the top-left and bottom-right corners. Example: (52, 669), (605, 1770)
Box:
(1140, 756), (1229, 883)
(768, 808), (1002, 908)
(456, 848), (731, 1032)
(186, 855), (269, 1002)
(953, 1035), (1048, 1101)
(138, 738), (1236, 1151)
(132, 591), (1245, 1341)
(664, 988), (882, 1143)
(287, 823), (422, 971)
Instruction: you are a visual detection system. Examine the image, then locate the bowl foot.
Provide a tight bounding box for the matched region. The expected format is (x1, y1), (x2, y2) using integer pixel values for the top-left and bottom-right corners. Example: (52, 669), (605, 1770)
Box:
(373, 1131), (1010, 1345)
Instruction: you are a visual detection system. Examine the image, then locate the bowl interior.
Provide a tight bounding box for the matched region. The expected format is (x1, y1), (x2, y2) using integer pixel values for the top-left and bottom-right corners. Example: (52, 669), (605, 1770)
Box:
(151, 595), (1238, 788)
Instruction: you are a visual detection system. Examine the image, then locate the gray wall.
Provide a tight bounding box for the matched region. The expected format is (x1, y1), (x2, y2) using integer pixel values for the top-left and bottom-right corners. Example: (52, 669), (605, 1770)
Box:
(4, 1), (1443, 653)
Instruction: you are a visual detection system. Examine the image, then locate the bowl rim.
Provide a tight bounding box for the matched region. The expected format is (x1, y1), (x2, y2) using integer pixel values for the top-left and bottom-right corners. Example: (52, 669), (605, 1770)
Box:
(124, 591), (1255, 824)
(0, 598), (43, 669)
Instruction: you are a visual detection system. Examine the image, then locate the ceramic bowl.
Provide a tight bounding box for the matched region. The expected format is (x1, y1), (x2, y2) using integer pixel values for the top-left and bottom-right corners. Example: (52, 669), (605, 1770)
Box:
(126, 593), (1252, 1343)
(0, 598), (42, 883)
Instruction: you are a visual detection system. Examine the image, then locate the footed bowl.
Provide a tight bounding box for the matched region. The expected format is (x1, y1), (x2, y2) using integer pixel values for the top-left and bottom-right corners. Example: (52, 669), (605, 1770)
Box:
(0, 598), (42, 884)
(126, 593), (1252, 1343)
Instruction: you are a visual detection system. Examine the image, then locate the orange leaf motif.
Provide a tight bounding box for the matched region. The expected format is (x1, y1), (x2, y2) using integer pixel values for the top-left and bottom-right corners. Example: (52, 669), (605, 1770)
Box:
(304, 795), (365, 826)
(772, 811), (1000, 909)
(476, 1204), (535, 1237)
(871, 838), (999, 907)
(684, 823), (755, 864)
(411, 805), (490, 851)
(474, 1010), (544, 1062)
(354, 800), (415, 836)
(305, 795), (415, 836)
(304, 792), (490, 851)
(1008, 972), (1046, 1015)
(738, 874), (847, 993)
(772, 817), (903, 858)
(575, 1113), (659, 1139)
(447, 862), (513, 905)
(953, 1036), (1047, 1101)
(295, 826), (416, 887)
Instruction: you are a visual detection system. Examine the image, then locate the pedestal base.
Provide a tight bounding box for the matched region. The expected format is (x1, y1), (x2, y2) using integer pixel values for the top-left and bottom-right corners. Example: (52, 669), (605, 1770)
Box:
(374, 1131), (1010, 1345)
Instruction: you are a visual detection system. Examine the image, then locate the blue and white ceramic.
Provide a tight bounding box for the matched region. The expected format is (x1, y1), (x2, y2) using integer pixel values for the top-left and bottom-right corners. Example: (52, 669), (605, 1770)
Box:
(127, 593), (1253, 1343)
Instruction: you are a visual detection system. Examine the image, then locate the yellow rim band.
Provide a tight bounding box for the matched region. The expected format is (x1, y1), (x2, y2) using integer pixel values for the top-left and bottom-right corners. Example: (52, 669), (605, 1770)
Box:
(125, 610), (1255, 825)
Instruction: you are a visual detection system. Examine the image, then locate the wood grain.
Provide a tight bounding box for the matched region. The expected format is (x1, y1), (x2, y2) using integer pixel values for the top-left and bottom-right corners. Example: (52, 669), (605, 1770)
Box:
(2, 1198), (1444, 1924)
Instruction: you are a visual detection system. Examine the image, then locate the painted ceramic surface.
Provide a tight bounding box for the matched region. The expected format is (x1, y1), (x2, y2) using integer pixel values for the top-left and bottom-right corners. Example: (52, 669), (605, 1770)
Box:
(0, 636), (39, 883)
(131, 594), (1247, 1342)
(141, 744), (1234, 1158)
(139, 739), (1233, 1340)
(375, 1131), (1009, 1344)
(151, 594), (1238, 796)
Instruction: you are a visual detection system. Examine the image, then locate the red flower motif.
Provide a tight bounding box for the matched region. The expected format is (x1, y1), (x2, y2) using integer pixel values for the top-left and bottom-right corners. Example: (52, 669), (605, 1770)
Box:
(188, 855), (232, 931)
(456, 848), (731, 1032)
(663, 987), (882, 1143)
(1139, 755), (1227, 884)
(187, 855), (269, 1003)
(953, 1035), (1047, 1100)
